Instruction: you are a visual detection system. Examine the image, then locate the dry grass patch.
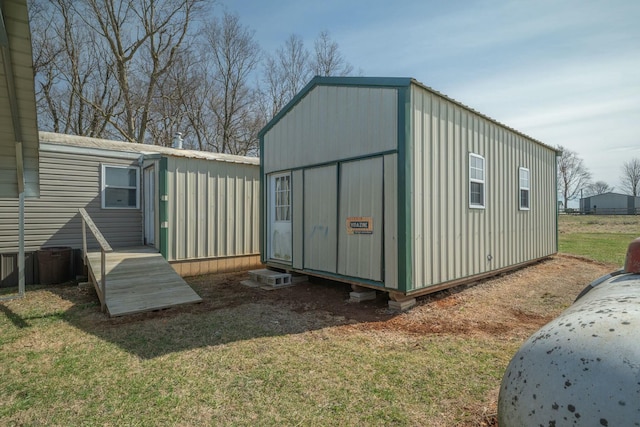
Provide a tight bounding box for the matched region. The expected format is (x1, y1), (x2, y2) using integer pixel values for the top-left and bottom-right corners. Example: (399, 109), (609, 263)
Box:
(0, 255), (613, 426)
(559, 214), (640, 234)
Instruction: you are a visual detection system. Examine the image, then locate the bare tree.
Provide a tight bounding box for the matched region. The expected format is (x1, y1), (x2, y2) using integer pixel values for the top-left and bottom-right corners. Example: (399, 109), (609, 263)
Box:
(206, 12), (262, 155)
(30, 0), (119, 137)
(311, 30), (353, 77)
(557, 145), (592, 209)
(586, 181), (614, 196)
(260, 34), (311, 120)
(620, 158), (640, 196)
(31, 0), (206, 144)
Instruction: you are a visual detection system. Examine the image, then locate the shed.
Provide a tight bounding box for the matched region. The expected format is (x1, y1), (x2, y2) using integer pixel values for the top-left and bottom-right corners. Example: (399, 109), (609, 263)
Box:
(0, 132), (261, 286)
(579, 192), (640, 215)
(259, 76), (559, 308)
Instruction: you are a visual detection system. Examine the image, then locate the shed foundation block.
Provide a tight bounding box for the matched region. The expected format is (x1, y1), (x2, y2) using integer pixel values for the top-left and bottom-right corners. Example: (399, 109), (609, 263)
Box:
(349, 287), (377, 303)
(388, 297), (416, 311)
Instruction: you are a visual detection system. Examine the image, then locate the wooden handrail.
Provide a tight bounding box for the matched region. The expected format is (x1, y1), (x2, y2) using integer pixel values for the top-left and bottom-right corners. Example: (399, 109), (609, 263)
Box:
(79, 208), (113, 312)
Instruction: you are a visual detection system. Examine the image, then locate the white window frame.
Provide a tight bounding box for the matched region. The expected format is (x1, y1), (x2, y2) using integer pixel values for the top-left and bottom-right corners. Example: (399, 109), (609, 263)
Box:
(273, 173), (291, 222)
(519, 167), (530, 211)
(101, 164), (140, 209)
(469, 153), (485, 209)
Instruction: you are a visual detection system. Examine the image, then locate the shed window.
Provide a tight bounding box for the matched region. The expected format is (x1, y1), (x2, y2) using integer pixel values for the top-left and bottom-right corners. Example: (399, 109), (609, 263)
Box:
(274, 174), (291, 221)
(101, 165), (139, 209)
(469, 153), (485, 208)
(519, 167), (530, 210)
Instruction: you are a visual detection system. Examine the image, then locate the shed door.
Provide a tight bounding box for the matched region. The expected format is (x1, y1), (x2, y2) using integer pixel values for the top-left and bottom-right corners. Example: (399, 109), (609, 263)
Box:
(304, 165), (337, 273)
(269, 172), (292, 263)
(338, 157), (383, 281)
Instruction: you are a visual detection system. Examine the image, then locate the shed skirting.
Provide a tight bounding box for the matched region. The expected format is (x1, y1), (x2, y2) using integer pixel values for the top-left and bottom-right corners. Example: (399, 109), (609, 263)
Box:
(170, 254), (262, 277)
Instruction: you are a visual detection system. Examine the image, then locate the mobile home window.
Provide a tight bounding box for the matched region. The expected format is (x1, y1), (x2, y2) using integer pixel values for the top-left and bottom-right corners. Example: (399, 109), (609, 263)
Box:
(101, 165), (140, 209)
(469, 153), (485, 208)
(274, 174), (291, 221)
(519, 167), (530, 210)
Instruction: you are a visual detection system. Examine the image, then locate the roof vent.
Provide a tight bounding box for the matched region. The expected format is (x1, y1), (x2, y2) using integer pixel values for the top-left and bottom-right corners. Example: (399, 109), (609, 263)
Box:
(172, 132), (183, 149)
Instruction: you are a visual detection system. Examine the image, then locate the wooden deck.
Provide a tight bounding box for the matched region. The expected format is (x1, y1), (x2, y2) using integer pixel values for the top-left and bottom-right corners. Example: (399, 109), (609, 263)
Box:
(85, 246), (202, 317)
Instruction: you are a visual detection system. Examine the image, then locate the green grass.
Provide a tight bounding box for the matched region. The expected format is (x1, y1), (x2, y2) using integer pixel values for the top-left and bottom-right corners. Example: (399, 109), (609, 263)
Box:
(0, 295), (513, 426)
(558, 215), (640, 265)
(3, 216), (633, 425)
(559, 233), (637, 266)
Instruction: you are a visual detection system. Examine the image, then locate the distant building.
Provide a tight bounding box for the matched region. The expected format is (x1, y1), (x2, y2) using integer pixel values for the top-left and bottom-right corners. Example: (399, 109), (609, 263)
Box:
(580, 192), (640, 215)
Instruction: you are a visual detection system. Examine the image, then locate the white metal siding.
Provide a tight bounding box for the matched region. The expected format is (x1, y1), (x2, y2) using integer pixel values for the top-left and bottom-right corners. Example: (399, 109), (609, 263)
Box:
(263, 85), (398, 174)
(383, 154), (398, 289)
(338, 157), (384, 281)
(410, 85), (557, 291)
(303, 165), (338, 273)
(292, 169), (304, 269)
(166, 157), (259, 261)
(0, 147), (142, 252)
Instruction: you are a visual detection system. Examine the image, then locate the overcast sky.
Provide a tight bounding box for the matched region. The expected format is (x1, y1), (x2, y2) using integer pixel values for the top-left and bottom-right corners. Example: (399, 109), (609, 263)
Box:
(222, 0), (639, 191)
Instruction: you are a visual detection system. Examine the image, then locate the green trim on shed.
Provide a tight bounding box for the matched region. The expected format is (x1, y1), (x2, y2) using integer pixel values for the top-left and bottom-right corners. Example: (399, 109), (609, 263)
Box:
(259, 134), (266, 263)
(396, 84), (413, 293)
(159, 156), (168, 259)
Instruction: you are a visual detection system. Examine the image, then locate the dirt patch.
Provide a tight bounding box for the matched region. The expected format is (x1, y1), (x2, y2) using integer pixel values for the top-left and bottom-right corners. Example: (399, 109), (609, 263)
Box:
(107, 254), (614, 341)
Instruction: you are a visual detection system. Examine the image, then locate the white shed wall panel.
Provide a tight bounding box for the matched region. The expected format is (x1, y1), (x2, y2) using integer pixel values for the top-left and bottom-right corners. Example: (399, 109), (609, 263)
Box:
(338, 157), (384, 281)
(292, 169), (304, 270)
(166, 157), (259, 261)
(303, 165), (338, 273)
(383, 154), (398, 289)
(263, 85), (398, 174)
(0, 148), (142, 252)
(410, 85), (557, 291)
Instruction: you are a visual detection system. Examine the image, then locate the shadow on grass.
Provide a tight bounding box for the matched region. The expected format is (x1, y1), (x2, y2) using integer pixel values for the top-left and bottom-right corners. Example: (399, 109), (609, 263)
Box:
(41, 273), (397, 360)
(0, 303), (30, 328)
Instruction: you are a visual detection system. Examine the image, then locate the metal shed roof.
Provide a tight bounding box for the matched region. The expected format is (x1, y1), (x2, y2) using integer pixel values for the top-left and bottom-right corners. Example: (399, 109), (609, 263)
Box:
(39, 132), (259, 166)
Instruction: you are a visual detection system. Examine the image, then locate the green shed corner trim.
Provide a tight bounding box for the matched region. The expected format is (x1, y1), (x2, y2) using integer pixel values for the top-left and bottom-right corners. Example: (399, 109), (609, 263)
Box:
(159, 156), (169, 259)
(396, 84), (412, 293)
(259, 134), (266, 263)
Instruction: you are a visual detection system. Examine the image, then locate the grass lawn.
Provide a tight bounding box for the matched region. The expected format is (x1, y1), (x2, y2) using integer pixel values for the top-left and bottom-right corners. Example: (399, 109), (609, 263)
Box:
(0, 215), (634, 426)
(558, 214), (640, 265)
(0, 284), (516, 426)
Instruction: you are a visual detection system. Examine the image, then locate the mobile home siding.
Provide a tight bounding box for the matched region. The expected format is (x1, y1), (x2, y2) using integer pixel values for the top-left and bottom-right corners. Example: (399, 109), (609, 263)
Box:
(409, 85), (557, 291)
(166, 156), (259, 261)
(263, 85), (398, 174)
(0, 145), (142, 253)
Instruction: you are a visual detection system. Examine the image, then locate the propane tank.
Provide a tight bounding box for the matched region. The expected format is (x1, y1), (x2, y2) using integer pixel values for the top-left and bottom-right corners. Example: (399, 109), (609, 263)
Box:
(498, 237), (640, 426)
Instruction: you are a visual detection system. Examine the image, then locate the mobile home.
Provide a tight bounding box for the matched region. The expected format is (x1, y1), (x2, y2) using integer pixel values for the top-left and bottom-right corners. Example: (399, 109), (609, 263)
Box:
(259, 76), (558, 308)
(0, 132), (261, 285)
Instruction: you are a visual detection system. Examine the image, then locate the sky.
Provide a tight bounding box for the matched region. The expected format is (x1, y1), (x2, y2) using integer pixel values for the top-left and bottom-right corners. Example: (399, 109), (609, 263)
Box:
(221, 0), (639, 192)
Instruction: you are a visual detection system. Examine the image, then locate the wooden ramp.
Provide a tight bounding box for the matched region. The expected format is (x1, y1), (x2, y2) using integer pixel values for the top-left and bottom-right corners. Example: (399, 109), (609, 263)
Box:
(85, 246), (202, 317)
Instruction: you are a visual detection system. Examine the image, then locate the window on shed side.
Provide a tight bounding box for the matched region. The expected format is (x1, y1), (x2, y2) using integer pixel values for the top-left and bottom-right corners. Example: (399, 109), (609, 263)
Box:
(274, 174), (291, 221)
(519, 167), (530, 210)
(101, 164), (140, 209)
(469, 153), (485, 208)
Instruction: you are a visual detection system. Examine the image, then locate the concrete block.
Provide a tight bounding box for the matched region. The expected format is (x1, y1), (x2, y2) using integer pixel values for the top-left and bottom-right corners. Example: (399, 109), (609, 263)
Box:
(349, 290), (377, 303)
(388, 297), (416, 311)
(248, 269), (293, 288)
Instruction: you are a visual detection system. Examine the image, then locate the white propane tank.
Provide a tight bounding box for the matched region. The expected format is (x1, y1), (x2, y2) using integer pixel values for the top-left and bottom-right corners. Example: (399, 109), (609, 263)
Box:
(498, 238), (640, 426)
